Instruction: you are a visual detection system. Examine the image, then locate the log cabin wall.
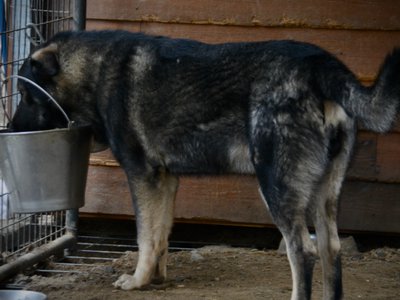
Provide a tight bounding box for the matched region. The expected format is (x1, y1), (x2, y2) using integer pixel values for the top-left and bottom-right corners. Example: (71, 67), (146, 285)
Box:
(81, 0), (400, 233)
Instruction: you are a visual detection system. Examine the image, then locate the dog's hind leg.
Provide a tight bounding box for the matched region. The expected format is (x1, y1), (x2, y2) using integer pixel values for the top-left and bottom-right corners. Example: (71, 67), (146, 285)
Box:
(257, 174), (318, 300)
(114, 167), (178, 290)
(313, 167), (344, 300)
(254, 140), (323, 300)
(313, 117), (355, 300)
(251, 103), (329, 299)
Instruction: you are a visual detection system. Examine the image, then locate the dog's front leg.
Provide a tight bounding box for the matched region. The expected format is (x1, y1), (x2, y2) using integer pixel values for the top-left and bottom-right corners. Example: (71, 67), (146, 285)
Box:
(114, 170), (179, 290)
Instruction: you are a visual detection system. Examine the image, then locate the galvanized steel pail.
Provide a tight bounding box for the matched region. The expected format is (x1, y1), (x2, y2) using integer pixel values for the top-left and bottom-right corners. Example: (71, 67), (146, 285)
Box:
(0, 290), (47, 300)
(0, 126), (91, 213)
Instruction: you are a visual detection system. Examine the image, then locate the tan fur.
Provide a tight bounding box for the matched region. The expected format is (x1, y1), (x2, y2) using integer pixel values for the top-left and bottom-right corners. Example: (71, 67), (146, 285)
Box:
(228, 141), (254, 174)
(324, 101), (348, 127)
(114, 170), (179, 290)
(313, 116), (355, 299)
(31, 43), (58, 61)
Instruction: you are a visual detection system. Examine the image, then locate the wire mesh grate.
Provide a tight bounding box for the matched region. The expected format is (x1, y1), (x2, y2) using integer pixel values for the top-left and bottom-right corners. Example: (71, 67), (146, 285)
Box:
(0, 211), (67, 264)
(0, 0), (74, 266)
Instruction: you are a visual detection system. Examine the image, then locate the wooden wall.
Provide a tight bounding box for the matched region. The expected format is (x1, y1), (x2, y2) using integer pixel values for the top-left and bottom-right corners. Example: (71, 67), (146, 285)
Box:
(81, 0), (400, 233)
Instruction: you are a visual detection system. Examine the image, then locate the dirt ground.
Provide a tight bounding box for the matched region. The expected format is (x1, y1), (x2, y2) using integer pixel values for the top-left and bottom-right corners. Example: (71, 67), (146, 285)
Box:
(19, 245), (400, 300)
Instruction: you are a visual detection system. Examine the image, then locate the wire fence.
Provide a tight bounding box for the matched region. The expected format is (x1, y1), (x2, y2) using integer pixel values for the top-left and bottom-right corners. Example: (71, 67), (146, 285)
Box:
(0, 0), (77, 267)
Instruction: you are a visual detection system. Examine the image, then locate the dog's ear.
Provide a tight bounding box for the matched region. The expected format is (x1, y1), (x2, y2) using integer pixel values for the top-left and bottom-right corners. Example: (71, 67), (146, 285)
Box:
(30, 43), (59, 78)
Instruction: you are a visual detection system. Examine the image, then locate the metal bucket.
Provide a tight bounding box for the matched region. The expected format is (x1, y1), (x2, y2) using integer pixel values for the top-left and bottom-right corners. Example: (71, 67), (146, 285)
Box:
(0, 126), (92, 213)
(0, 75), (92, 213)
(0, 290), (47, 300)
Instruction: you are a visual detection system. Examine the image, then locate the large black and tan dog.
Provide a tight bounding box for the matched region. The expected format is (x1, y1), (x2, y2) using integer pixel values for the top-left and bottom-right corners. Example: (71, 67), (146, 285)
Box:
(10, 31), (400, 299)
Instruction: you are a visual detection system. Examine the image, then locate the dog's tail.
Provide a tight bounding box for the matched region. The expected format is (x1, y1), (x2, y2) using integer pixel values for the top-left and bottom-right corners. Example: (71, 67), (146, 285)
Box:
(318, 48), (400, 133)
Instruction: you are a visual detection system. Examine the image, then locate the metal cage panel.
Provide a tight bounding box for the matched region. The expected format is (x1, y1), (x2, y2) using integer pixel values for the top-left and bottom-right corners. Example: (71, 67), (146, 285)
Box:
(0, 0), (85, 280)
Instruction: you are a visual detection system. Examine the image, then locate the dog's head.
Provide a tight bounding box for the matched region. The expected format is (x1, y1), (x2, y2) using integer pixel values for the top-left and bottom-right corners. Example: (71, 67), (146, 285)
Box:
(9, 40), (109, 152)
(10, 44), (68, 131)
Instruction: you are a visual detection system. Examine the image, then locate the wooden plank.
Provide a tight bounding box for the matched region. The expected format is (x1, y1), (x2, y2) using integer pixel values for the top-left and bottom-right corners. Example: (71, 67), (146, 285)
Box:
(174, 176), (270, 224)
(90, 149), (119, 167)
(82, 166), (400, 233)
(347, 132), (378, 181)
(82, 165), (133, 215)
(82, 165), (271, 223)
(393, 120), (400, 133)
(376, 133), (400, 182)
(86, 0), (400, 30)
(129, 22), (397, 81)
(86, 20), (141, 31)
(86, 20), (400, 81)
(338, 181), (400, 233)
(90, 131), (399, 184)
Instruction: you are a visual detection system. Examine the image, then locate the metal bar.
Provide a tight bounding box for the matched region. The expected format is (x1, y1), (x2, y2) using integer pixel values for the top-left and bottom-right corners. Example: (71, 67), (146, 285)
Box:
(78, 249), (125, 255)
(66, 209), (79, 236)
(64, 209), (79, 256)
(5, 75), (72, 124)
(54, 262), (94, 267)
(78, 242), (137, 248)
(64, 255), (114, 261)
(78, 235), (136, 242)
(72, 0), (86, 31)
(35, 269), (85, 275)
(0, 233), (75, 282)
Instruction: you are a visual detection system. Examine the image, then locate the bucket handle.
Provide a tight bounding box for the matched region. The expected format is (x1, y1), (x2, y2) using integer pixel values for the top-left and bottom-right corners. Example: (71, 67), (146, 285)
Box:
(1, 75), (73, 128)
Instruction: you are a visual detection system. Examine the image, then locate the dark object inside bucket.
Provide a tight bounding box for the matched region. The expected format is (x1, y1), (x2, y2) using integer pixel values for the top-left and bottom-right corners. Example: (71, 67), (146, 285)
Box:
(0, 125), (92, 213)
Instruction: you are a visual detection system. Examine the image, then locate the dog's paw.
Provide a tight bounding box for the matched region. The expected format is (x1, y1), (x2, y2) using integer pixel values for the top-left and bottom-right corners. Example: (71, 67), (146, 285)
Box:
(113, 274), (142, 290)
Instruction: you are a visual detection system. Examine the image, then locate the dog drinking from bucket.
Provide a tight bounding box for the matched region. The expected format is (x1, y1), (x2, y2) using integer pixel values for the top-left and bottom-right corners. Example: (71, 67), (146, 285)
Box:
(9, 31), (400, 300)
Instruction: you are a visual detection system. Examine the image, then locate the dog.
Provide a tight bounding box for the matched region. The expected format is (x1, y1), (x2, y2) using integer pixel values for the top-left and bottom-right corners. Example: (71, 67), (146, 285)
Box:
(9, 30), (400, 300)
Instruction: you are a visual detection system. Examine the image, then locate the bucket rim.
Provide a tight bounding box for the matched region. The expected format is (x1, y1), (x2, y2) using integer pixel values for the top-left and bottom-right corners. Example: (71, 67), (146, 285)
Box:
(0, 289), (47, 299)
(0, 125), (92, 136)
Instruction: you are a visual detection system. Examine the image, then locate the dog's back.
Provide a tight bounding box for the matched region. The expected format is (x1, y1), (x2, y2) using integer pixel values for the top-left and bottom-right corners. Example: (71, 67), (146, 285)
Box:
(33, 32), (369, 173)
